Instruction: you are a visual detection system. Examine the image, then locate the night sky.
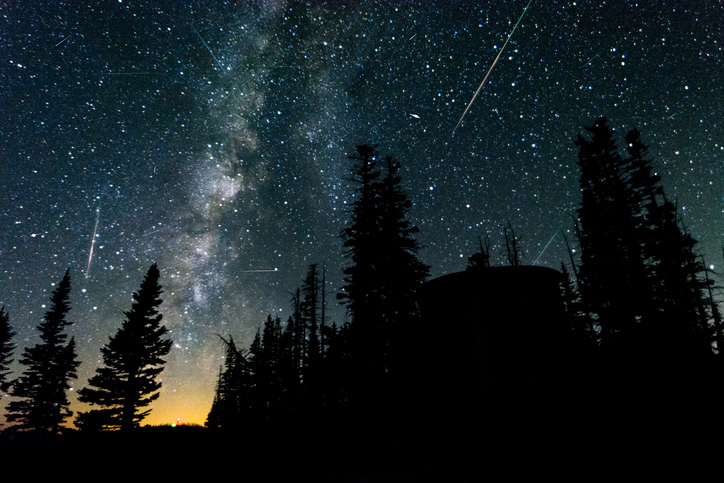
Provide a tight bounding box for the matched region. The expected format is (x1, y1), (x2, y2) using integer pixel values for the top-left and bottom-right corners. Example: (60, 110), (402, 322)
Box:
(1, 1), (722, 426)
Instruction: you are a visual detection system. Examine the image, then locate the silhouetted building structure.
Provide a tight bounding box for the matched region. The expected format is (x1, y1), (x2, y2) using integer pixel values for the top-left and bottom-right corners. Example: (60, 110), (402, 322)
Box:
(402, 265), (570, 439)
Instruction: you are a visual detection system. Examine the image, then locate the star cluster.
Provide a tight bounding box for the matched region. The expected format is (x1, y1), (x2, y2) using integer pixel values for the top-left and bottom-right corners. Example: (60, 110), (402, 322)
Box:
(1, 1), (722, 425)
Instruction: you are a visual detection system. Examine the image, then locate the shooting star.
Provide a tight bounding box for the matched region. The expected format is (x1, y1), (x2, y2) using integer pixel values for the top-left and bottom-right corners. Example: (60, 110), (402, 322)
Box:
(453, 0), (534, 134)
(232, 113), (248, 121)
(533, 228), (560, 266)
(409, 33), (417, 41)
(85, 206), (101, 279)
(55, 36), (70, 47)
(103, 72), (160, 76)
(410, 113), (420, 119)
(191, 24), (225, 72)
(241, 269), (280, 273)
(582, 53), (600, 66)
(141, 225), (172, 237)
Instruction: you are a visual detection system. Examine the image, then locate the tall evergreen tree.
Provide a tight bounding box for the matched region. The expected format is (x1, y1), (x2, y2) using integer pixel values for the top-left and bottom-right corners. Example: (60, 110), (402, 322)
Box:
(338, 144), (429, 409)
(375, 155), (430, 375)
(575, 118), (716, 361)
(338, 144), (382, 325)
(76, 263), (171, 431)
(575, 118), (646, 343)
(0, 306), (15, 393)
(7, 269), (80, 433)
(206, 335), (250, 429)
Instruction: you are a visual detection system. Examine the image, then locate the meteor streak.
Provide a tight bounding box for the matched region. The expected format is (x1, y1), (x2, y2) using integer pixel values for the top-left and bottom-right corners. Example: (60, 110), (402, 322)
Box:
(85, 206), (100, 279)
(241, 269), (279, 273)
(55, 36), (70, 47)
(103, 72), (160, 76)
(453, 0), (534, 134)
(533, 228), (559, 266)
(142, 226), (172, 237)
(582, 53), (600, 66)
(192, 24), (225, 72)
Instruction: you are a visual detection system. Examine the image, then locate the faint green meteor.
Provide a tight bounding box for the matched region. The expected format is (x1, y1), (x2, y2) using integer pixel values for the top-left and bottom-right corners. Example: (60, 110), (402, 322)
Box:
(533, 227), (560, 266)
(232, 113), (248, 121)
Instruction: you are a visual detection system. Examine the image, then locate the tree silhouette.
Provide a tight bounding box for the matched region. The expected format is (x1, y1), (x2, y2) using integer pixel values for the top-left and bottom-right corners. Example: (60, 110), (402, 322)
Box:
(0, 306), (16, 393)
(206, 335), (250, 429)
(338, 144), (429, 411)
(338, 144), (382, 326)
(7, 269), (80, 433)
(575, 118), (717, 364)
(76, 263), (171, 431)
(575, 118), (647, 342)
(467, 235), (491, 270)
(503, 222), (522, 267)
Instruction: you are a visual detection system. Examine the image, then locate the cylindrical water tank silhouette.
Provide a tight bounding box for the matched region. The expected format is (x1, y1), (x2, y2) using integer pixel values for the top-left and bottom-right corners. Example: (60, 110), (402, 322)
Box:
(404, 265), (570, 430)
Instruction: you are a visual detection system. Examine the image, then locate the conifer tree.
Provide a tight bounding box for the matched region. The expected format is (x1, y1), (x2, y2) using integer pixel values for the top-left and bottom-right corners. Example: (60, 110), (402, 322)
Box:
(7, 269), (80, 433)
(575, 118), (716, 360)
(247, 327), (264, 413)
(247, 316), (286, 415)
(0, 306), (15, 393)
(375, 155), (430, 376)
(338, 144), (382, 325)
(575, 118), (645, 342)
(279, 316), (301, 410)
(377, 155), (430, 323)
(339, 144), (429, 408)
(206, 335), (250, 429)
(76, 263), (171, 431)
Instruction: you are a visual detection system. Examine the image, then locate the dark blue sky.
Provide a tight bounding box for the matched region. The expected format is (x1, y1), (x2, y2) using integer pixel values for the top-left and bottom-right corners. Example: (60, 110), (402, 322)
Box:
(1, 0), (722, 425)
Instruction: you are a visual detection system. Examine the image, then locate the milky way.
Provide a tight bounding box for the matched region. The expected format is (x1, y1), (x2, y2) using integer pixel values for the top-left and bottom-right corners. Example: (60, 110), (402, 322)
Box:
(1, 1), (723, 425)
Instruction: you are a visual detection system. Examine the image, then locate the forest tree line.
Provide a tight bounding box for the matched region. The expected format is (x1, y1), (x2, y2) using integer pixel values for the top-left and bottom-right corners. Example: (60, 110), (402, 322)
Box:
(1, 118), (723, 434)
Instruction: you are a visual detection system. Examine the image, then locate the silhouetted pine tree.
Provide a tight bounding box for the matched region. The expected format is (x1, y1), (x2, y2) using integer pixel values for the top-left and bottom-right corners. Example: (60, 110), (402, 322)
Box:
(338, 144), (429, 411)
(247, 327), (264, 414)
(247, 315), (285, 416)
(300, 264), (323, 411)
(575, 118), (717, 364)
(7, 269), (80, 433)
(376, 155), (429, 374)
(703, 266), (724, 356)
(76, 263), (171, 431)
(279, 316), (301, 411)
(338, 144), (381, 326)
(320, 321), (343, 410)
(0, 306), (15, 393)
(206, 335), (250, 429)
(206, 369), (225, 429)
(575, 118), (647, 343)
(338, 144), (385, 402)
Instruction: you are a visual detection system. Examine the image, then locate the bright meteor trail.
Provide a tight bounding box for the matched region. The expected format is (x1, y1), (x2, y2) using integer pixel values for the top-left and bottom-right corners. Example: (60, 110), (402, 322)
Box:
(453, 0), (534, 134)
(85, 206), (100, 279)
(192, 24), (225, 72)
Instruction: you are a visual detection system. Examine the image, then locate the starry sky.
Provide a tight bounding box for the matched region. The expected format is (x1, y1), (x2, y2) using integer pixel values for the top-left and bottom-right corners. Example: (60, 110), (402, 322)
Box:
(1, 0), (723, 426)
